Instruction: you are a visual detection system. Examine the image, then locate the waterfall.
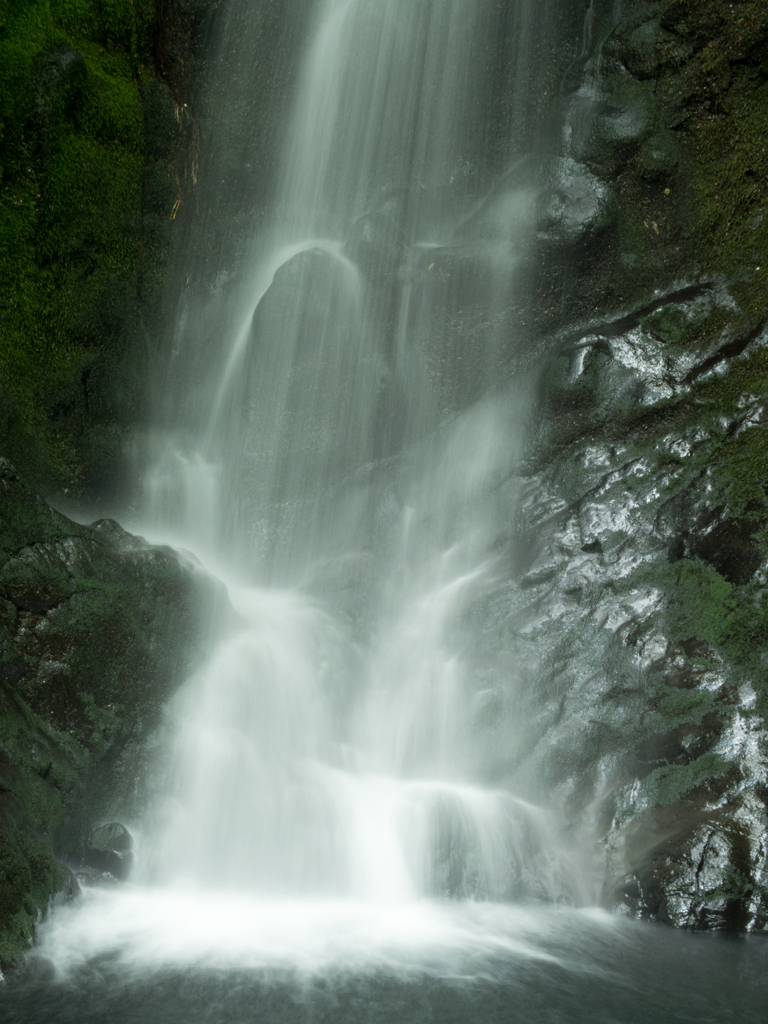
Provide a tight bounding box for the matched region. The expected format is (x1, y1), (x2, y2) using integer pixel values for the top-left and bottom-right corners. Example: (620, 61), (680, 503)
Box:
(134, 0), (586, 909)
(8, 6), (768, 1018)
(37, 0), (592, 977)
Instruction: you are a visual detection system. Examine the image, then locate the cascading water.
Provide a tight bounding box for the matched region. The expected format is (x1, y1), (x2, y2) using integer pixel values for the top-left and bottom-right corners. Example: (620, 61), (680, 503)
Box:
(135, 0), (584, 912)
(8, 3), (768, 1020)
(12, 2), (597, 982)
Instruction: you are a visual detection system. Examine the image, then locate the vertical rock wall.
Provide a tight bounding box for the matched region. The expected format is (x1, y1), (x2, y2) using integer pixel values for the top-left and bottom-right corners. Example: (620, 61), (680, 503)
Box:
(511, 0), (768, 929)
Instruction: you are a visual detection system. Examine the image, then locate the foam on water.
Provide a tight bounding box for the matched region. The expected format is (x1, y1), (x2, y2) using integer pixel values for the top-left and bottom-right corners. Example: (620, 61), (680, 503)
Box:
(35, 889), (621, 978)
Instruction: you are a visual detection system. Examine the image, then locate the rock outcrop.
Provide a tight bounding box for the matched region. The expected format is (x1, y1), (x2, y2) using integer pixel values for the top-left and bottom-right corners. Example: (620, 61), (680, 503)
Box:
(0, 460), (224, 967)
(507, 0), (768, 929)
(3, 0), (768, 954)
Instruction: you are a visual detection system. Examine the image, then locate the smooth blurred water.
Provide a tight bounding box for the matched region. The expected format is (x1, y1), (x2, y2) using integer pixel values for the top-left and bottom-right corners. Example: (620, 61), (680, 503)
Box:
(127, 0), (581, 909)
(138, 392), (585, 904)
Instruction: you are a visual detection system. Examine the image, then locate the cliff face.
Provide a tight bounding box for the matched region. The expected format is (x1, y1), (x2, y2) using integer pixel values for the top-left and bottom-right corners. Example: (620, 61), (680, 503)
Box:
(509, 0), (768, 929)
(0, 0), (212, 499)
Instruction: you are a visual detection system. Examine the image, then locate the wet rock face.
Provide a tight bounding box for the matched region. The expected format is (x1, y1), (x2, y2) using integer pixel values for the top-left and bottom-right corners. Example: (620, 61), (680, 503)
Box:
(0, 460), (225, 967)
(508, 0), (768, 932)
(511, 406), (768, 930)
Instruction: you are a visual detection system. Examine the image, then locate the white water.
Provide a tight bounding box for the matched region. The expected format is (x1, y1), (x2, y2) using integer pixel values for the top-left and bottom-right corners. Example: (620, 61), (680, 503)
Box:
(37, 890), (617, 977)
(38, 0), (590, 975)
(139, 392), (585, 910)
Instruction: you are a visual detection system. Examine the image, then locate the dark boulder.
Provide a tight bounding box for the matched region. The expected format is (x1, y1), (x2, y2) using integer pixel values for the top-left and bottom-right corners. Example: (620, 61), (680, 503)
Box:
(78, 822), (134, 882)
(0, 460), (226, 968)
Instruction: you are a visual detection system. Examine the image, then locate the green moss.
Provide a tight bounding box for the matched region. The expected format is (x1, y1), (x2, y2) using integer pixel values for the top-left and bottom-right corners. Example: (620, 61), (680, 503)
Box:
(643, 750), (731, 806)
(0, 689), (85, 825)
(655, 684), (714, 725)
(0, 681), (80, 968)
(721, 583), (768, 708)
(0, 838), (35, 964)
(626, 557), (736, 648)
(0, 827), (64, 967)
(635, 130), (680, 182)
(691, 85), (768, 290)
(666, 559), (736, 647)
(80, 689), (120, 747)
(625, 546), (768, 710)
(0, 0), (180, 493)
(703, 865), (756, 906)
(710, 426), (768, 518)
(658, 3), (768, 308)
(640, 302), (717, 349)
(577, 0), (768, 355)
(660, 1), (768, 60)
(51, 0), (156, 57)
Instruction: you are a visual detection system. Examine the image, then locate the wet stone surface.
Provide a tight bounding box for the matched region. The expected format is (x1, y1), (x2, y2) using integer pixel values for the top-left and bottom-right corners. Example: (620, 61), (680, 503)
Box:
(477, 0), (768, 931)
(504, 313), (768, 929)
(0, 460), (226, 967)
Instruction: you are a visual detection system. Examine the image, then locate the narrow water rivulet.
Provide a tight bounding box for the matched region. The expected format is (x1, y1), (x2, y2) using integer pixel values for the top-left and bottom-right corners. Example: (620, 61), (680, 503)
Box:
(6, 1), (766, 1020)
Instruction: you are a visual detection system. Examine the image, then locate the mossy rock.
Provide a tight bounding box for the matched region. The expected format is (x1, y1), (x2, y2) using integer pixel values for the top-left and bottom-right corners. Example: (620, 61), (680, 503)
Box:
(634, 130), (680, 182)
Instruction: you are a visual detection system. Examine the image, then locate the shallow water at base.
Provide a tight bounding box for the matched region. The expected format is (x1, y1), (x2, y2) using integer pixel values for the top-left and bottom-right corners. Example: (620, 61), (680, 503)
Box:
(1, 896), (764, 1023)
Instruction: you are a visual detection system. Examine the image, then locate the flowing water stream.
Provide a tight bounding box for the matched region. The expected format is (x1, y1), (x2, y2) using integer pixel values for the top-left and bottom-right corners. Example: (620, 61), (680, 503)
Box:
(136, 0), (578, 909)
(3, 1), (766, 1020)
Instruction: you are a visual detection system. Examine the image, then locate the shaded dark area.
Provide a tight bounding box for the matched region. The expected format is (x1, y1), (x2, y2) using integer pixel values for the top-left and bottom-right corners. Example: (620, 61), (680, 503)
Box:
(0, 0), (216, 499)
